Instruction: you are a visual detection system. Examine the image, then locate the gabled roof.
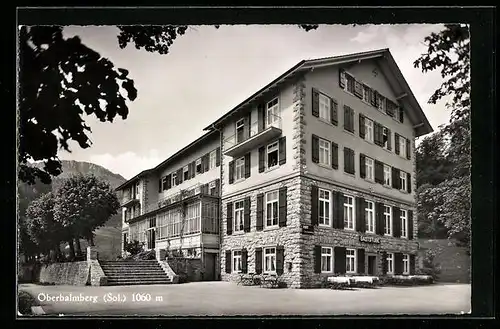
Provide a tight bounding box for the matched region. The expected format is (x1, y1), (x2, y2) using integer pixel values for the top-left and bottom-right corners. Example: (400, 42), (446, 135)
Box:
(203, 48), (433, 137)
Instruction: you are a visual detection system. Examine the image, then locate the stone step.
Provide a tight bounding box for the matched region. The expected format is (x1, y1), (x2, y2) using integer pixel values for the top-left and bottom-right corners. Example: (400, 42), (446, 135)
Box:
(101, 267), (163, 270)
(107, 277), (171, 283)
(106, 280), (172, 286)
(100, 261), (159, 264)
(106, 275), (170, 280)
(102, 269), (166, 273)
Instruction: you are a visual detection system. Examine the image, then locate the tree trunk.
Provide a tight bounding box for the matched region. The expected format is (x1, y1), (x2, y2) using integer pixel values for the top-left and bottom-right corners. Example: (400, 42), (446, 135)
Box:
(90, 235), (95, 247)
(68, 239), (76, 260)
(74, 238), (82, 256)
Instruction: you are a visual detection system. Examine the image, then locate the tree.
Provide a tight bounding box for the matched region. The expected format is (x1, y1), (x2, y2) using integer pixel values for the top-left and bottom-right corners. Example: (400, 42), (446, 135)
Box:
(53, 174), (120, 252)
(414, 24), (470, 249)
(19, 25), (317, 185)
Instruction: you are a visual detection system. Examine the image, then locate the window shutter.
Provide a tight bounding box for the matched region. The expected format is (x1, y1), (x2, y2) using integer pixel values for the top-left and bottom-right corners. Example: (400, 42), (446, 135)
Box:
(314, 245), (322, 273)
(395, 133), (400, 155)
(331, 99), (338, 125)
(166, 174), (171, 190)
(312, 134), (319, 163)
(376, 202), (384, 235)
(241, 249), (248, 273)
(392, 167), (400, 189)
(386, 128), (392, 151)
(311, 185), (319, 226)
(244, 113), (251, 139)
(406, 139), (411, 160)
(204, 153), (210, 172)
(158, 178), (162, 193)
(360, 153), (366, 179)
(374, 160), (384, 184)
(357, 249), (365, 274)
(381, 251), (388, 275)
(333, 191), (344, 229)
(278, 187), (287, 227)
(394, 252), (403, 275)
(374, 91), (380, 108)
(343, 105), (350, 131)
(312, 88), (320, 117)
(215, 178), (221, 196)
(200, 156), (206, 174)
(244, 153), (251, 178)
(408, 210), (414, 240)
(343, 148), (349, 173)
(256, 194), (264, 231)
(371, 89), (377, 106)
(258, 103), (265, 133)
(226, 202), (233, 235)
(334, 247), (346, 274)
(399, 107), (404, 123)
(359, 114), (365, 138)
(350, 149), (355, 174)
(225, 250), (232, 273)
(339, 69), (346, 89)
(191, 161), (196, 179)
(354, 81), (363, 98)
(177, 168), (183, 184)
(374, 122), (381, 146)
(255, 248), (263, 274)
(392, 207), (401, 238)
(279, 136), (286, 165)
(349, 107), (354, 132)
(407, 173), (412, 193)
(258, 146), (265, 173)
(216, 147), (221, 167)
(276, 245), (284, 275)
(228, 160), (235, 184)
(331, 142), (339, 169)
(356, 197), (366, 233)
(243, 197), (251, 232)
(410, 254), (416, 274)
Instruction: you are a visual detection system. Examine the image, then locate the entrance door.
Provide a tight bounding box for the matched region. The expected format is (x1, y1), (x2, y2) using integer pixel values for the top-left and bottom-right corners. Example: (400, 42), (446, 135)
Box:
(368, 255), (377, 275)
(204, 253), (216, 281)
(146, 229), (155, 250)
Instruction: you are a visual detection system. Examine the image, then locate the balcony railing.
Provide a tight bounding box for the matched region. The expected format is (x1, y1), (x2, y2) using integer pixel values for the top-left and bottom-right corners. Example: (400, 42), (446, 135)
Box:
(143, 182), (208, 214)
(121, 191), (139, 207)
(223, 114), (282, 157)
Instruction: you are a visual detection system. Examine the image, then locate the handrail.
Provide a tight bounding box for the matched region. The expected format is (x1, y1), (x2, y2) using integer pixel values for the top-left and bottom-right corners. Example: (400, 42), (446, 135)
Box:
(223, 114), (282, 151)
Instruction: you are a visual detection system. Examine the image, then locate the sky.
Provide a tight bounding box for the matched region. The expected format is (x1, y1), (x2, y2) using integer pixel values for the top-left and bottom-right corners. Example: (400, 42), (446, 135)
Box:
(59, 24), (450, 180)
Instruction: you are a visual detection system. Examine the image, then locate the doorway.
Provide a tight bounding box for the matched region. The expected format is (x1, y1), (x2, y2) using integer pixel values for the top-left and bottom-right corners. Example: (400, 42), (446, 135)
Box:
(204, 252), (216, 281)
(367, 255), (377, 275)
(146, 229), (155, 250)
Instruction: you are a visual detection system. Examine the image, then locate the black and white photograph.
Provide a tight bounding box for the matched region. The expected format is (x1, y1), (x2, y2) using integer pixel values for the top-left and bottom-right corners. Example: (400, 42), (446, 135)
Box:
(15, 9), (485, 318)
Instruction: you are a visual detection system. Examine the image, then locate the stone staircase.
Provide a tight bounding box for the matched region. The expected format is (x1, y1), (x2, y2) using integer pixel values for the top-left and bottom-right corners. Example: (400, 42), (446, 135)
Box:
(99, 260), (172, 286)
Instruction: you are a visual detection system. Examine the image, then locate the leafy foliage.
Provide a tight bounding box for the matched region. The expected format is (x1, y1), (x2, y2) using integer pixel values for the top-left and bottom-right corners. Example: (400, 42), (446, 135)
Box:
(124, 239), (144, 256)
(117, 25), (188, 54)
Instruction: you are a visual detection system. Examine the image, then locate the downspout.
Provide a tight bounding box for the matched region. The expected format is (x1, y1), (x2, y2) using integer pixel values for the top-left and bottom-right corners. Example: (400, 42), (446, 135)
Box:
(211, 123), (224, 281)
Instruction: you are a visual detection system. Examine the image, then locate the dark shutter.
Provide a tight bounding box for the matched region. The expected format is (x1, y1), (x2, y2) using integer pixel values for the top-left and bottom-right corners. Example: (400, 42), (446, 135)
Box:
(374, 91), (380, 108)
(394, 252), (403, 275)
(225, 250), (231, 273)
(278, 187), (287, 227)
(407, 173), (412, 193)
(256, 194), (264, 231)
(392, 167), (400, 189)
(354, 81), (363, 98)
(244, 113), (251, 139)
(371, 89), (377, 106)
(279, 136), (286, 165)
(243, 197), (251, 232)
(200, 156), (206, 174)
(314, 245), (322, 274)
(386, 128), (392, 151)
(410, 254), (416, 274)
(276, 246), (284, 275)
(357, 249), (365, 274)
(392, 207), (401, 238)
(244, 153), (251, 178)
(331, 142), (339, 169)
(344, 148), (355, 175)
(258, 103), (265, 133)
(158, 178), (162, 193)
(258, 146), (265, 173)
(395, 133), (400, 155)
(311, 185), (319, 226)
(331, 99), (338, 125)
(334, 247), (346, 274)
(189, 161), (195, 179)
(215, 178), (221, 196)
(375, 202), (384, 235)
(406, 139), (411, 160)
(255, 248), (263, 274)
(312, 134), (319, 163)
(166, 174), (172, 190)
(216, 147), (221, 167)
(360, 153), (366, 178)
(241, 249), (248, 273)
(343, 148), (349, 173)
(373, 122), (381, 146)
(333, 191), (344, 229)
(356, 197), (366, 233)
(359, 114), (365, 138)
(339, 69), (346, 89)
(204, 154), (210, 172)
(228, 160), (235, 184)
(312, 88), (320, 117)
(399, 107), (404, 123)
(374, 160), (384, 184)
(408, 210), (414, 240)
(343, 105), (350, 131)
(226, 202), (233, 235)
(381, 251), (388, 275)
(177, 168), (183, 184)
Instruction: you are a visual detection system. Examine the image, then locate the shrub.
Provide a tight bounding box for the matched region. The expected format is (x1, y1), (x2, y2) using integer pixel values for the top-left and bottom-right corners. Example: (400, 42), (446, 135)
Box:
(124, 240), (143, 256)
(418, 248), (441, 281)
(18, 290), (37, 315)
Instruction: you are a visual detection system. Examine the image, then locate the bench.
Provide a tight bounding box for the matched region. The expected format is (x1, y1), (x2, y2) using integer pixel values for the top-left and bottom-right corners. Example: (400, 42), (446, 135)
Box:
(259, 274), (281, 288)
(237, 273), (258, 286)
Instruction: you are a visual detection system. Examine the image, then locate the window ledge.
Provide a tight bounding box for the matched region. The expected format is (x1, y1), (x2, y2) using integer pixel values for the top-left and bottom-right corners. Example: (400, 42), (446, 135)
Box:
(344, 172), (356, 178)
(318, 163), (333, 170)
(264, 165), (280, 174)
(318, 224), (332, 229)
(263, 226), (279, 232)
(318, 118), (336, 127)
(232, 178), (247, 185)
(344, 227), (356, 232)
(363, 178), (376, 184)
(343, 129), (356, 136)
(232, 230), (245, 236)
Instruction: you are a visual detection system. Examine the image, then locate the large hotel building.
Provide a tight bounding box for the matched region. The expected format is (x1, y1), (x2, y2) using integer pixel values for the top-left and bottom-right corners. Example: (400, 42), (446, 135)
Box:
(116, 48), (433, 288)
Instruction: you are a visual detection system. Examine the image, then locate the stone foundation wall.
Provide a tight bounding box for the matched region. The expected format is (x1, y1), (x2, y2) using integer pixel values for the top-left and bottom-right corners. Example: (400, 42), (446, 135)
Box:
(38, 261), (90, 286)
(167, 258), (203, 282)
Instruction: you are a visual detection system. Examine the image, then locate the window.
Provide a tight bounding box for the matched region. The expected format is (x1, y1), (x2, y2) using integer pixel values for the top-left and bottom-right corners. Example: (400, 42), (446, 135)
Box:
(400, 171), (407, 192)
(400, 209), (408, 238)
(403, 254), (410, 274)
(399, 136), (407, 158)
(384, 205), (392, 235)
(378, 95), (385, 112)
(319, 189), (331, 226)
(264, 247), (276, 273)
(235, 157), (245, 181)
(382, 127), (390, 150)
(343, 195), (355, 230)
(265, 191), (279, 227)
(171, 172), (177, 187)
(233, 250), (242, 273)
(365, 201), (375, 233)
(362, 85), (372, 103)
(196, 158), (202, 173)
(234, 200), (244, 232)
(183, 166), (189, 181)
(209, 150), (217, 169)
(365, 157), (374, 181)
(266, 98), (279, 127)
(321, 247), (333, 273)
(266, 141), (279, 169)
(386, 253), (394, 274)
(346, 74), (356, 94)
(185, 202), (201, 235)
(236, 119), (245, 143)
(319, 93), (331, 121)
(384, 165), (392, 187)
(319, 138), (331, 166)
(209, 181), (217, 196)
(364, 118), (374, 143)
(346, 249), (356, 274)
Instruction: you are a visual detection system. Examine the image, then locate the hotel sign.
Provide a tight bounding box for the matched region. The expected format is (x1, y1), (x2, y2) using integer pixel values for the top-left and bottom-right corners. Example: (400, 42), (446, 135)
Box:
(359, 235), (381, 244)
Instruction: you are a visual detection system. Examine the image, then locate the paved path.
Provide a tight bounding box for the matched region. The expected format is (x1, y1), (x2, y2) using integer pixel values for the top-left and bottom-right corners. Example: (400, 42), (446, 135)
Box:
(19, 282), (471, 316)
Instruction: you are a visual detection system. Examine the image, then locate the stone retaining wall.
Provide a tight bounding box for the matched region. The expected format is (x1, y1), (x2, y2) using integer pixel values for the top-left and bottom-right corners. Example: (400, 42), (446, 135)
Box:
(38, 261), (90, 286)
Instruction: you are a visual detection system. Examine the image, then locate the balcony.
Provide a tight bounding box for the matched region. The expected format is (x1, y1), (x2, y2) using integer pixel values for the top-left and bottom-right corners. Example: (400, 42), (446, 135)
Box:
(121, 191), (140, 207)
(223, 114), (282, 158)
(144, 182), (211, 214)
